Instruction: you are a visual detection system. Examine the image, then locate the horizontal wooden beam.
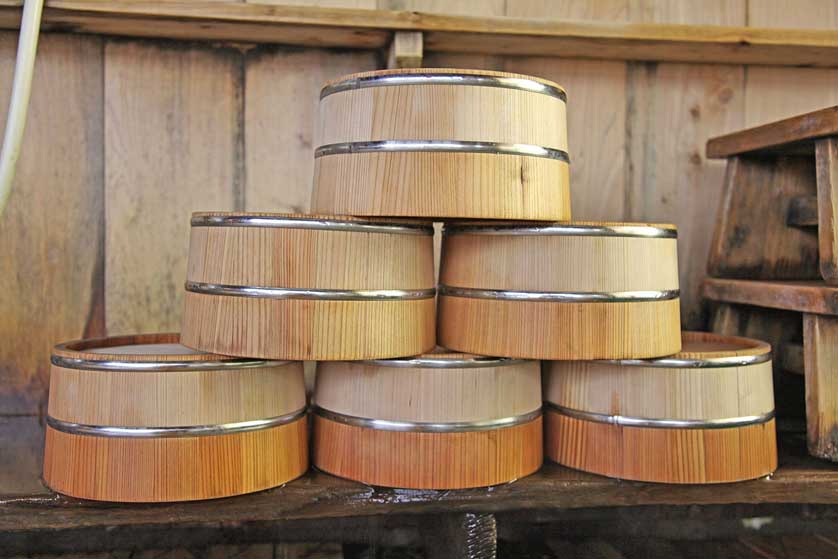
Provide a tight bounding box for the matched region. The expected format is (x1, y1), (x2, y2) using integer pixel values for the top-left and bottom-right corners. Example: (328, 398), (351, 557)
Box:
(1, 1), (838, 67)
(702, 278), (838, 315)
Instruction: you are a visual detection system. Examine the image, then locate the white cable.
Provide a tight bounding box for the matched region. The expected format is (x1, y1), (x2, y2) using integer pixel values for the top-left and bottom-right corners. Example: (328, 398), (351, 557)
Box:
(0, 0), (45, 216)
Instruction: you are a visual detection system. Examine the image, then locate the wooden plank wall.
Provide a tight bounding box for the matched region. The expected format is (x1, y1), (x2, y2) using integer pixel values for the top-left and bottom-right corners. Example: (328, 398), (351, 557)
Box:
(1, 0), (837, 514)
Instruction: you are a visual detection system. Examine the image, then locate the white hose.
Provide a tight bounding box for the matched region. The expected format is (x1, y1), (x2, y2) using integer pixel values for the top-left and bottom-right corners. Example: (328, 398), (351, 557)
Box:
(0, 0), (44, 216)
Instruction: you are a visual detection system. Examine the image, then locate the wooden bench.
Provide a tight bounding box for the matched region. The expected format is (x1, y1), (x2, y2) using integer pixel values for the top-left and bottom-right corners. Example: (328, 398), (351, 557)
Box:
(703, 108), (838, 462)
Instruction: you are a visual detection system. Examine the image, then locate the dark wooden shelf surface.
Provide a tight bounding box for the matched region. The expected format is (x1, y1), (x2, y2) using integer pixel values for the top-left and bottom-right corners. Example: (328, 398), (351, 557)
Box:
(702, 278), (838, 315)
(1, 430), (836, 555)
(706, 105), (838, 159)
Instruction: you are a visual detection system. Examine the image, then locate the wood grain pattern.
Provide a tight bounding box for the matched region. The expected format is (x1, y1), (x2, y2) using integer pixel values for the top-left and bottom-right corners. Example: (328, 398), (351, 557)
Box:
(3, 3), (838, 66)
(312, 68), (570, 220)
(441, 232), (679, 292)
(438, 296), (681, 360)
(803, 314), (838, 461)
(313, 414), (542, 489)
(706, 156), (819, 280)
(702, 278), (838, 316)
(313, 151), (570, 220)
(0, 33), (104, 414)
(314, 354), (541, 423)
(181, 213), (436, 360)
(817, 137), (838, 283)
(545, 411), (777, 484)
(48, 334), (305, 427)
(105, 41), (240, 335)
(544, 331), (774, 421)
(244, 47), (378, 212)
(43, 417), (308, 502)
(438, 223), (681, 359)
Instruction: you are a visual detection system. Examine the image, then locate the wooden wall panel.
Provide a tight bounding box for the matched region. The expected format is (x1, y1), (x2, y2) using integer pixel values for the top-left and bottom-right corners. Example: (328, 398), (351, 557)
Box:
(0, 416), (45, 493)
(379, 0), (505, 15)
(104, 41), (241, 335)
(0, 33), (104, 415)
(745, 1), (838, 128)
(245, 48), (378, 211)
(625, 2), (746, 329)
(506, 0), (628, 19)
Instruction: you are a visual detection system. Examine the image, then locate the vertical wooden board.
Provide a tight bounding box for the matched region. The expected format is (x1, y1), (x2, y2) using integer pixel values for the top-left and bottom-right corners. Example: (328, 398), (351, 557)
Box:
(0, 416), (45, 494)
(627, 63), (744, 329)
(510, 57), (628, 221)
(745, 1), (838, 128)
(803, 314), (838, 461)
(251, 0), (375, 7)
(379, 0), (505, 15)
(624, 3), (745, 329)
(816, 138), (838, 283)
(244, 47), (378, 211)
(505, 0), (628, 19)
(629, 0), (743, 24)
(0, 33), (104, 414)
(105, 41), (240, 335)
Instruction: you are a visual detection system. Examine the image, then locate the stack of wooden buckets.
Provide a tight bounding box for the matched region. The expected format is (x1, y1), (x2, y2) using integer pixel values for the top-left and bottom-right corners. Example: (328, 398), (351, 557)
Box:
(43, 69), (779, 502)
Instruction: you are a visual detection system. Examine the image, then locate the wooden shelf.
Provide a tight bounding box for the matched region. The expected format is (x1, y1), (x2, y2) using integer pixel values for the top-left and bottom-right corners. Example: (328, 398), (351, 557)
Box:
(2, 1), (838, 67)
(703, 278), (838, 315)
(1, 430), (836, 555)
(707, 106), (838, 158)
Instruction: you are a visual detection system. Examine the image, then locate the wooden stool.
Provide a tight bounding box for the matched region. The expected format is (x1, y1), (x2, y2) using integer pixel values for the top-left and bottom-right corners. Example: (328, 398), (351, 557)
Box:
(704, 107), (838, 462)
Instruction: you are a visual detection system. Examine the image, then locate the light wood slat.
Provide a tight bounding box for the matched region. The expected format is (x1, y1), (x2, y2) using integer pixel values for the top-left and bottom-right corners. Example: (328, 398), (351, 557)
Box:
(244, 48), (377, 212)
(0, 33), (104, 414)
(803, 314), (838, 461)
(0, 2), (837, 66)
(104, 41), (240, 335)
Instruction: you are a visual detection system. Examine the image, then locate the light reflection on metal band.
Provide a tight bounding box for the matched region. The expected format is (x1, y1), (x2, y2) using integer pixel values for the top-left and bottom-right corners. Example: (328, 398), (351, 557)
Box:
(50, 354), (291, 372)
(438, 285), (679, 303)
(545, 403), (775, 430)
(186, 281), (436, 301)
(359, 356), (530, 369)
(191, 214), (433, 236)
(320, 73), (567, 101)
(314, 406), (541, 433)
(46, 408), (307, 438)
(444, 223), (677, 238)
(314, 140), (569, 162)
(596, 352), (772, 369)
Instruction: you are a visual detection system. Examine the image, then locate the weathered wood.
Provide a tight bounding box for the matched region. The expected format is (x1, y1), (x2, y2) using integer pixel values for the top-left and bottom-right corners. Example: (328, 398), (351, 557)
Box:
(244, 47), (377, 212)
(2, 433), (838, 557)
(104, 41), (240, 335)
(703, 278), (838, 315)
(803, 314), (838, 462)
(0, 2), (838, 66)
(706, 156), (819, 280)
(707, 106), (838, 158)
(780, 342), (805, 375)
(816, 137), (838, 283)
(0, 33), (104, 415)
(787, 195), (819, 227)
(386, 30), (422, 68)
(0, 416), (44, 495)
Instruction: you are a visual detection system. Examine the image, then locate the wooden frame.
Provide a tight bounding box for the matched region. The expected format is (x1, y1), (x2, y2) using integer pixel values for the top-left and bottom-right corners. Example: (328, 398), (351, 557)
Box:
(2, 2), (838, 67)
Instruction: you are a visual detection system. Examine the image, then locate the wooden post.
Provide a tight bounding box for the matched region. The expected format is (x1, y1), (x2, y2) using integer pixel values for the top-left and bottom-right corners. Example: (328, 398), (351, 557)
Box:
(803, 314), (838, 461)
(420, 513), (497, 559)
(386, 31), (423, 69)
(816, 137), (838, 283)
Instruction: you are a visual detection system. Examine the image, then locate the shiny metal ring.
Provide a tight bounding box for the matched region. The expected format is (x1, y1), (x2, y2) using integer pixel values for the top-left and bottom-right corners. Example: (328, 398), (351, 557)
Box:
(186, 281), (436, 301)
(46, 408), (307, 438)
(51, 354), (291, 372)
(438, 285), (679, 303)
(444, 223), (677, 238)
(320, 73), (567, 102)
(360, 356), (530, 368)
(315, 141), (569, 162)
(545, 403), (775, 430)
(597, 352), (772, 369)
(314, 406), (541, 433)
(191, 215), (433, 236)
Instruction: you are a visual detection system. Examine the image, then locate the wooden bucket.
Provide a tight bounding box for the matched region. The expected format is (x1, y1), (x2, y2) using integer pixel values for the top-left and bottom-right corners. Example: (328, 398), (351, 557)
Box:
(43, 333), (308, 502)
(544, 331), (778, 483)
(181, 213), (436, 360)
(312, 352), (543, 489)
(311, 68), (570, 220)
(437, 222), (682, 359)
